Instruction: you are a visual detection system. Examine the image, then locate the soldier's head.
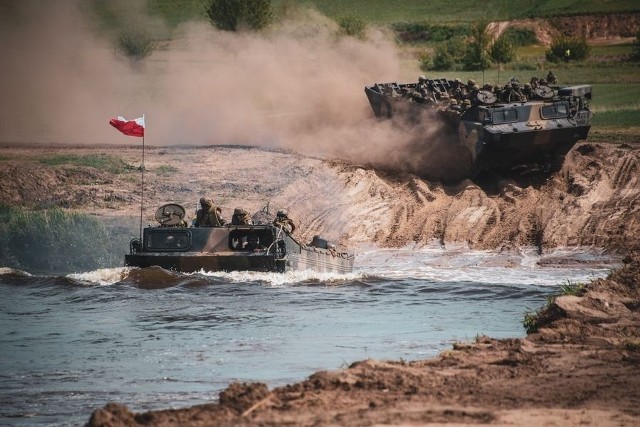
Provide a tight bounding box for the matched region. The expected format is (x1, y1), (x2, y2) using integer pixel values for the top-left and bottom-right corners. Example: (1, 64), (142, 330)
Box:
(512, 81), (520, 89)
(494, 85), (503, 91)
(472, 85), (479, 91)
(449, 99), (458, 105)
(200, 197), (212, 208)
(524, 83), (531, 89)
(462, 99), (471, 108)
(277, 209), (288, 218)
(467, 79), (476, 87)
(418, 75), (426, 83)
(539, 79), (547, 86)
(234, 207), (247, 216)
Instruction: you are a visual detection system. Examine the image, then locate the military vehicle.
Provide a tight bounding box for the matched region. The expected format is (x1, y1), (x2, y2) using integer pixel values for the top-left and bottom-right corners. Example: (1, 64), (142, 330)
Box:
(125, 203), (354, 273)
(365, 76), (593, 180)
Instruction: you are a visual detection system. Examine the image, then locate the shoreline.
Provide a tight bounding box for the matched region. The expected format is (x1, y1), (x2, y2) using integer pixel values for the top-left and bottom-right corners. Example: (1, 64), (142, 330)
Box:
(86, 256), (640, 426)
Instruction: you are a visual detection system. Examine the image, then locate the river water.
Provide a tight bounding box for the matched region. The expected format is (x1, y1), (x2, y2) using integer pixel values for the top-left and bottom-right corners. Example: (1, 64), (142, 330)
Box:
(0, 246), (615, 426)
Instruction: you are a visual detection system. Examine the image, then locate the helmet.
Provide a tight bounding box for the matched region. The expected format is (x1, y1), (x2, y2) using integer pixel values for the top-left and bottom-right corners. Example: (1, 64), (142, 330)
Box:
(200, 197), (212, 207)
(494, 85), (503, 90)
(449, 99), (458, 105)
(454, 78), (462, 83)
(472, 84), (480, 91)
(462, 99), (471, 106)
(539, 79), (547, 85)
(512, 81), (520, 88)
(277, 209), (287, 217)
(234, 207), (247, 215)
(524, 83), (531, 88)
(467, 79), (476, 87)
(418, 75), (426, 82)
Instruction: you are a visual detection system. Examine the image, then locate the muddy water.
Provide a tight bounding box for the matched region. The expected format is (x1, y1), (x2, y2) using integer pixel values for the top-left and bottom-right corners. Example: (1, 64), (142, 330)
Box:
(0, 247), (615, 426)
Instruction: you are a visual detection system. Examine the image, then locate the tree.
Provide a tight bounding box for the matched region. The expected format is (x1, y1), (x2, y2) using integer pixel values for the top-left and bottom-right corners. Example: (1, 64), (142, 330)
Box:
(489, 35), (515, 64)
(206, 0), (273, 32)
(463, 20), (492, 71)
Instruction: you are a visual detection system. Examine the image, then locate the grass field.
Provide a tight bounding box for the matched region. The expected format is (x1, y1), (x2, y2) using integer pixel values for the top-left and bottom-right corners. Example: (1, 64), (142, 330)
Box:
(304, 0), (640, 23)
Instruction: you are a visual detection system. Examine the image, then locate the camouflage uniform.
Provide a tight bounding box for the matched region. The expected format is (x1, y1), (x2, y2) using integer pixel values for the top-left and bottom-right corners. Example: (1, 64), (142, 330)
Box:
(231, 208), (253, 225)
(195, 198), (225, 227)
(273, 210), (296, 234)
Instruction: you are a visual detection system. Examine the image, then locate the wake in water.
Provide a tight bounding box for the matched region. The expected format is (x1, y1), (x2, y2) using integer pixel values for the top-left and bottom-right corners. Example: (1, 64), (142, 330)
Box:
(1, 247), (617, 289)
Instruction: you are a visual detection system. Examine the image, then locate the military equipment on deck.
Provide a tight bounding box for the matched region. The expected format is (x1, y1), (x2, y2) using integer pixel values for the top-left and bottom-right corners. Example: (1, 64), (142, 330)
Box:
(365, 77), (593, 180)
(126, 204), (354, 273)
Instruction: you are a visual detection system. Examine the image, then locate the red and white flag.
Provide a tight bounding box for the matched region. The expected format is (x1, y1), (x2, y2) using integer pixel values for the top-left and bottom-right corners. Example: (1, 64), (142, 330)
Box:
(109, 115), (145, 137)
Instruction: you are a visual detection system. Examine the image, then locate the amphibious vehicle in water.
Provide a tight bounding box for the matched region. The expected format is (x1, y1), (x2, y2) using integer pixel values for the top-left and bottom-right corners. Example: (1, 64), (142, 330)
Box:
(365, 75), (593, 180)
(125, 203), (354, 273)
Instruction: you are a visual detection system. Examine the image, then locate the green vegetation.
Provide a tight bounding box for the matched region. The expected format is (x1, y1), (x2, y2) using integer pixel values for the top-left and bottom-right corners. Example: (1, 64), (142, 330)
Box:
(546, 35), (591, 62)
(38, 154), (135, 174)
(392, 22), (468, 44)
(0, 205), (125, 274)
(522, 279), (587, 333)
(155, 164), (179, 175)
(336, 13), (367, 39)
(305, 0), (639, 23)
(117, 29), (155, 59)
(500, 27), (538, 47)
(205, 0), (273, 31)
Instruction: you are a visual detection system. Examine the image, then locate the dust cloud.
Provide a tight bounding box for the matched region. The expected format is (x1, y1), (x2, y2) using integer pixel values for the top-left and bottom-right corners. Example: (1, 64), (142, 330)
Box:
(0, 0), (451, 175)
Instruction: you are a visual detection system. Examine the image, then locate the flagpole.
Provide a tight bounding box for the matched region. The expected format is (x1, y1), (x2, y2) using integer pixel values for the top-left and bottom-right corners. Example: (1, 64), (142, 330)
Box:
(139, 114), (145, 241)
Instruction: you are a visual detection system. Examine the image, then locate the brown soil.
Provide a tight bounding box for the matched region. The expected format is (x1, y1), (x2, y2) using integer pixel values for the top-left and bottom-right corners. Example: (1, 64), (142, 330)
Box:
(1, 140), (639, 426)
(1, 141), (638, 254)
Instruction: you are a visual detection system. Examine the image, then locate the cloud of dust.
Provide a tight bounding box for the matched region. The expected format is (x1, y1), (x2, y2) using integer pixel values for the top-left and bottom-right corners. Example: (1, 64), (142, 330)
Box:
(0, 0), (458, 177)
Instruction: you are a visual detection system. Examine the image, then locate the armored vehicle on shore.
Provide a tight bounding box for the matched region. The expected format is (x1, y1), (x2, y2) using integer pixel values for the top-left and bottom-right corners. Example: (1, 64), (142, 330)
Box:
(125, 204), (354, 273)
(365, 76), (592, 180)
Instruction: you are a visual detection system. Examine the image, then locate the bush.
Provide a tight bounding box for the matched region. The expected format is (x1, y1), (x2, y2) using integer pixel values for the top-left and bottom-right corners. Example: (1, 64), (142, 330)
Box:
(206, 0), (272, 31)
(392, 22), (468, 44)
(501, 27), (538, 47)
(0, 206), (125, 273)
(545, 35), (590, 62)
(490, 36), (515, 64)
(117, 29), (155, 59)
(430, 45), (455, 70)
(337, 13), (367, 39)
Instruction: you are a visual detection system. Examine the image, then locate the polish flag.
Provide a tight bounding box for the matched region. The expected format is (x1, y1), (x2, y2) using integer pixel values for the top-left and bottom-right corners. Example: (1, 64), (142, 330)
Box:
(109, 115), (145, 137)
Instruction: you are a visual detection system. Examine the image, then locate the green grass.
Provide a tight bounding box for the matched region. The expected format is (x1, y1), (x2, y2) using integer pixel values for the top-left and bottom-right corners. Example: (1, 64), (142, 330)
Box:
(303, 0), (640, 23)
(38, 154), (135, 174)
(0, 205), (125, 273)
(155, 164), (179, 175)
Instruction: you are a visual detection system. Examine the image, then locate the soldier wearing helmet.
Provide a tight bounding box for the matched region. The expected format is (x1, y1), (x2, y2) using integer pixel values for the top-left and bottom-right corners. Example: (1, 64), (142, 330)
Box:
(195, 197), (225, 227)
(273, 209), (296, 234)
(461, 98), (472, 111)
(231, 207), (253, 225)
(546, 71), (557, 85)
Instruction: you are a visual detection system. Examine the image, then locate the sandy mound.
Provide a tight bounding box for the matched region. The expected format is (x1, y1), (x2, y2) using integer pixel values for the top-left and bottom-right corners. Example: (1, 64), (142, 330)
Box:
(1, 141), (638, 254)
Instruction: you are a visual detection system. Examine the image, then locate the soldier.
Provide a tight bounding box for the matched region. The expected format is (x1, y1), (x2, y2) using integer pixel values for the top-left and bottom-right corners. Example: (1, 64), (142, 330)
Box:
(195, 197), (225, 227)
(546, 71), (557, 85)
(416, 75), (429, 98)
(231, 207), (253, 225)
(523, 82), (533, 99)
(450, 78), (464, 101)
(460, 98), (472, 111)
(508, 81), (526, 103)
(273, 209), (296, 234)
